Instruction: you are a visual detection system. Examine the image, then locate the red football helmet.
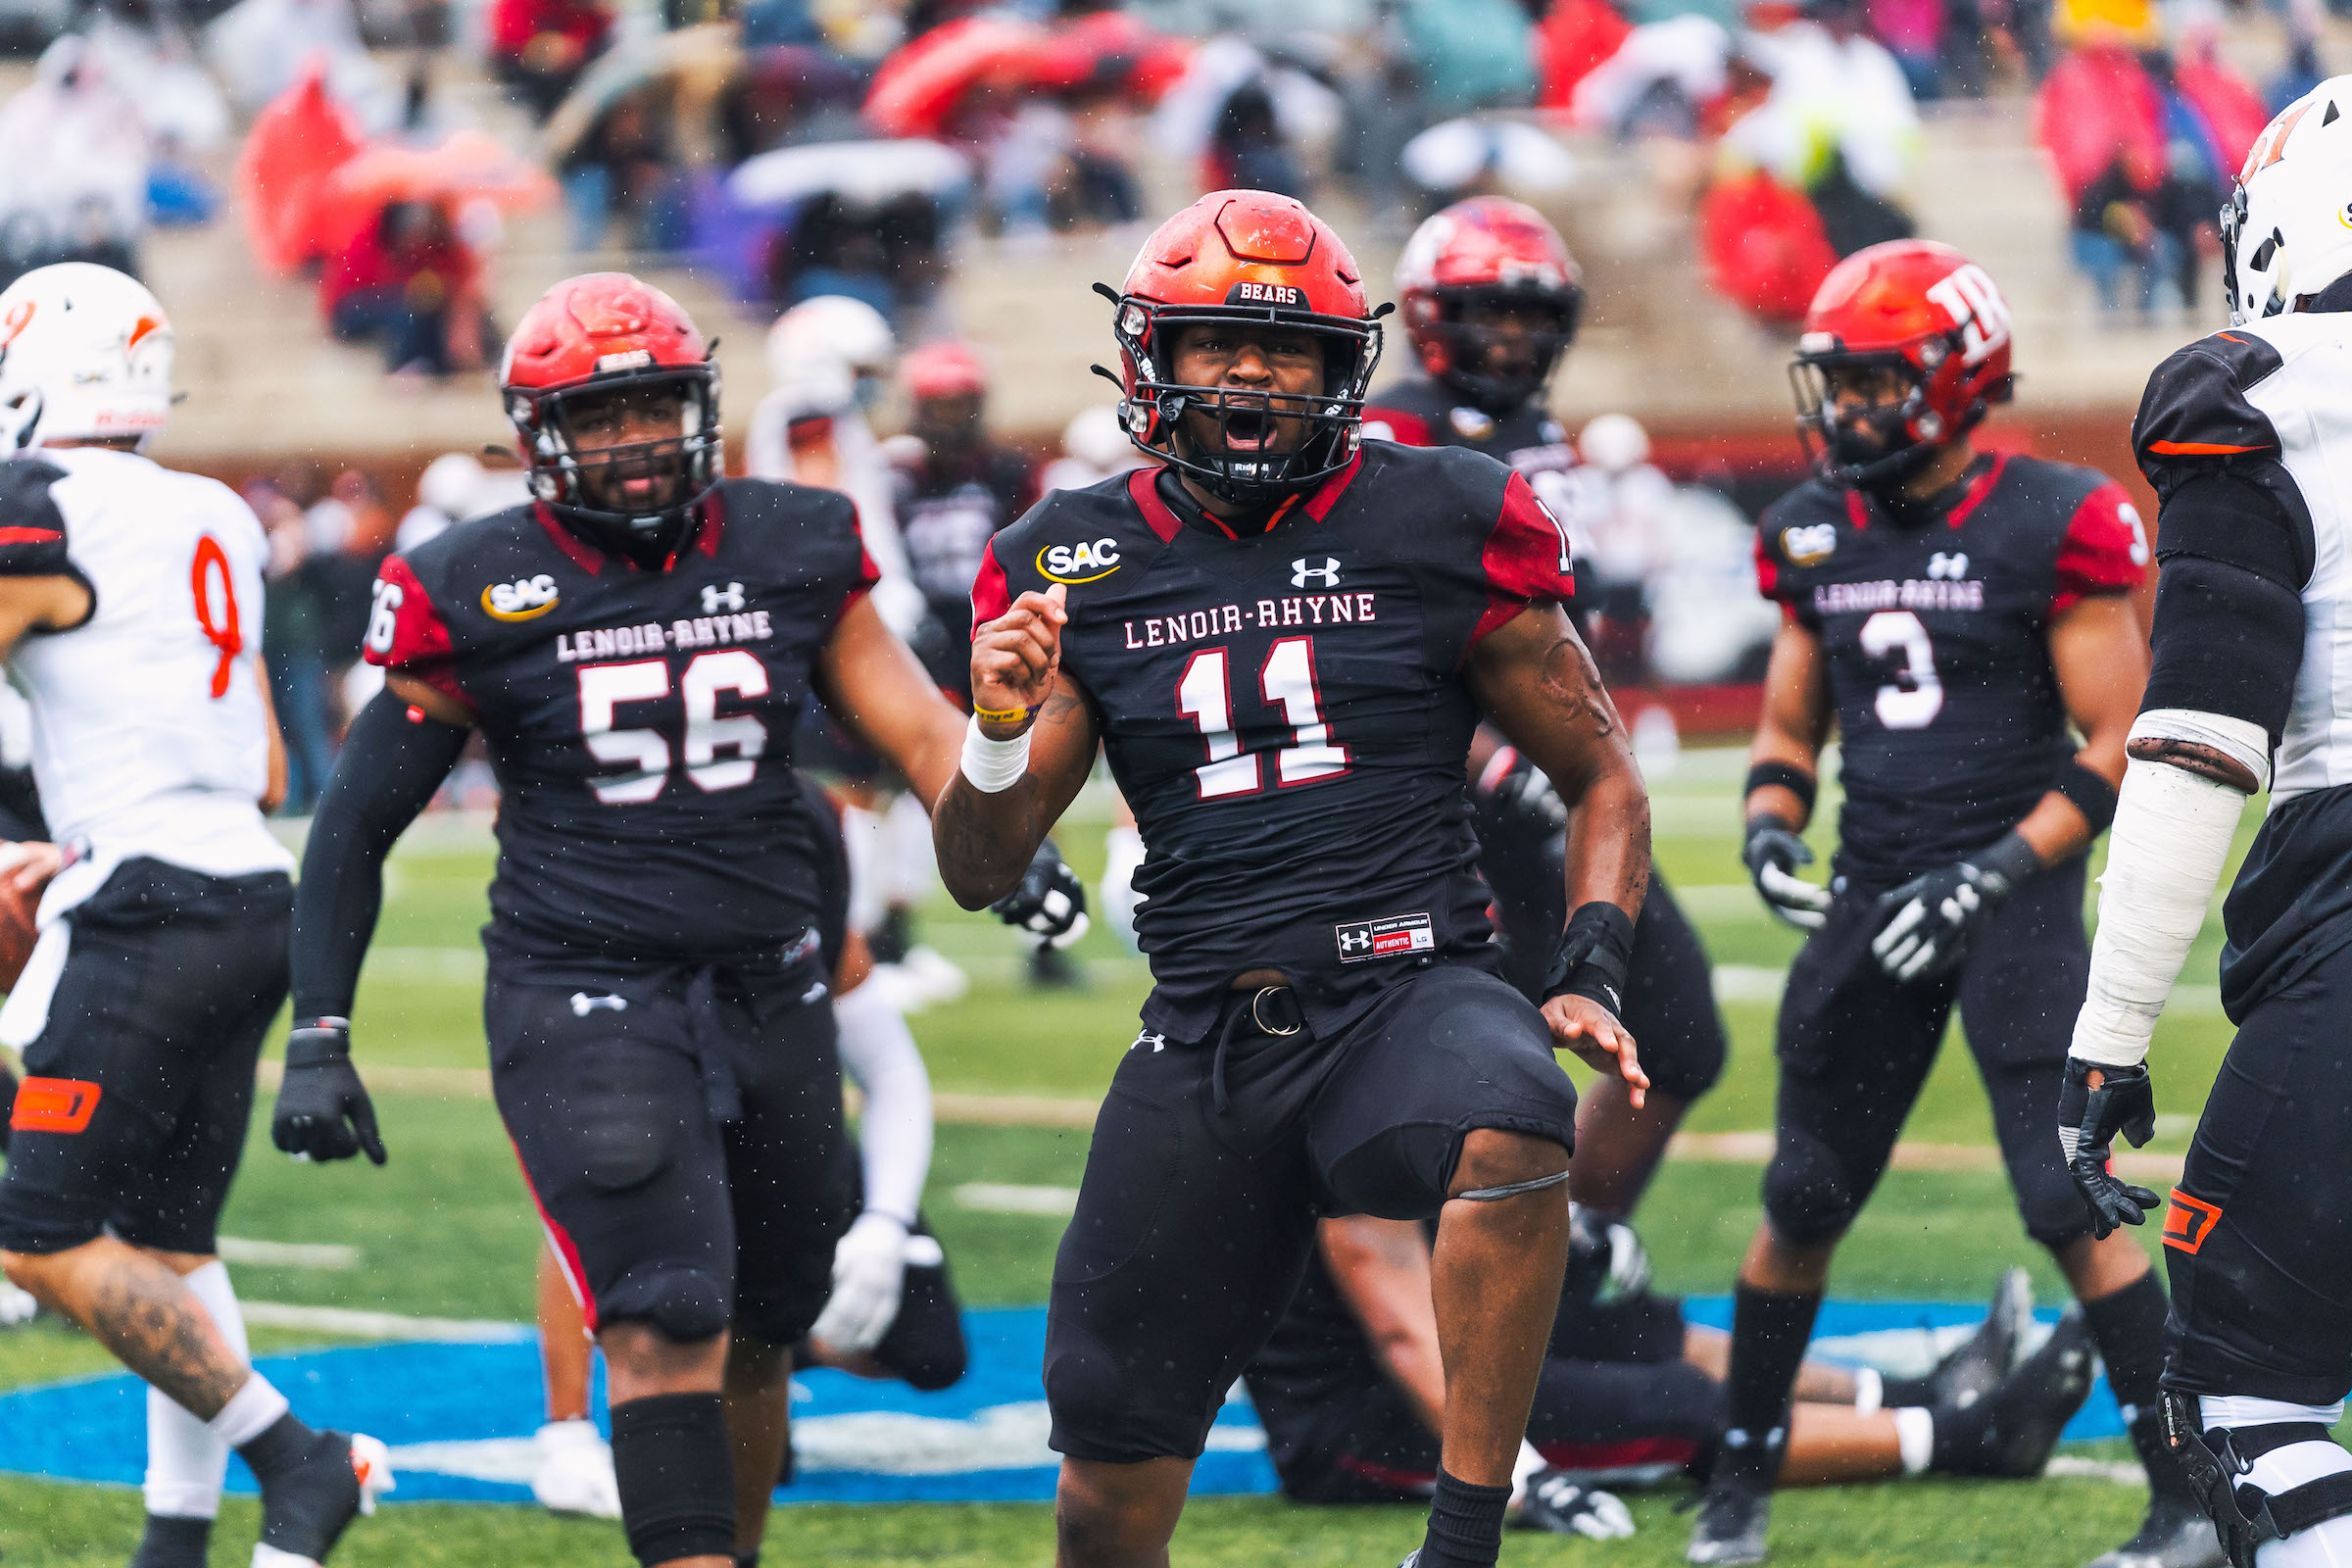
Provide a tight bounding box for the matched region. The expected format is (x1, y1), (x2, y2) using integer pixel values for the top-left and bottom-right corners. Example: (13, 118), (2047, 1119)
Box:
(502, 272), (721, 564)
(1396, 197), (1584, 416)
(1788, 239), (2014, 490)
(903, 339), (989, 402)
(1106, 189), (1385, 504)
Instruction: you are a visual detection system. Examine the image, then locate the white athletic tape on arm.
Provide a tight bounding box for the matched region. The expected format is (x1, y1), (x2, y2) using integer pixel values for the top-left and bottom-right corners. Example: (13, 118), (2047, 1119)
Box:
(2132, 709), (2273, 793)
(2071, 750), (2251, 1068)
(958, 714), (1032, 794)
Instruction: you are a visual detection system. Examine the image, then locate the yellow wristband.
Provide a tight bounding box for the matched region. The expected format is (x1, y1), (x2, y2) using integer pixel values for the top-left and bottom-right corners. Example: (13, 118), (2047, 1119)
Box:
(972, 704), (1030, 725)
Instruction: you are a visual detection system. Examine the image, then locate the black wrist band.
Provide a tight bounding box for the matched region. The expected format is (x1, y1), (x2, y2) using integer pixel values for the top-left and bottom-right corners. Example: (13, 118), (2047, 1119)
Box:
(1743, 761), (1818, 816)
(285, 1023), (352, 1069)
(1969, 831), (2044, 892)
(2052, 757), (2120, 836)
(1543, 901), (1638, 1014)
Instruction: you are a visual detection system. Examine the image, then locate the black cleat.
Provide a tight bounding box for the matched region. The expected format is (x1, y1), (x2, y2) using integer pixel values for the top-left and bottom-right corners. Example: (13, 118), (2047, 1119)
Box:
(251, 1430), (392, 1566)
(2088, 1407), (2225, 1568)
(1930, 1267), (2033, 1411)
(1687, 1478), (1771, 1565)
(1932, 1307), (2096, 1477)
(870, 906), (913, 966)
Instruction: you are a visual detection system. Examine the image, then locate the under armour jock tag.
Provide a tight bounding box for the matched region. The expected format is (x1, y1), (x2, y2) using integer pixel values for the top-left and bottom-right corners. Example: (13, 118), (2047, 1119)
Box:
(1335, 912), (1435, 962)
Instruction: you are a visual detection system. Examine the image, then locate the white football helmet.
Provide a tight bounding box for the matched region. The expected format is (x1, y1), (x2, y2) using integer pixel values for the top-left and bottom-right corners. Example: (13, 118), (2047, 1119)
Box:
(765, 295), (895, 419)
(0, 264), (172, 450)
(2226, 76), (2352, 324)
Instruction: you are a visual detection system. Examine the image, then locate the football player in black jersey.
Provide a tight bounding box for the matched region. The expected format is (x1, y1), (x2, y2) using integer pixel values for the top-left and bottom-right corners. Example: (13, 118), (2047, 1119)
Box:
(272, 273), (1073, 1568)
(2060, 82), (2352, 1568)
(1367, 195), (1729, 1222)
(1690, 241), (2206, 1568)
(932, 190), (1651, 1568)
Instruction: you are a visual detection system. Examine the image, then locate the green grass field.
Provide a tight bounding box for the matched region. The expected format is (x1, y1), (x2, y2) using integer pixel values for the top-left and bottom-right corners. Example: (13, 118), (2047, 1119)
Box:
(0, 749), (2259, 1566)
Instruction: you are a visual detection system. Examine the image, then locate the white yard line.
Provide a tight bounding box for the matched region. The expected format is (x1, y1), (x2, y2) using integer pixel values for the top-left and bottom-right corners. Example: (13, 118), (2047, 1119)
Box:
(954, 1182), (1081, 1216)
(216, 1238), (360, 1270)
(239, 1301), (531, 1343)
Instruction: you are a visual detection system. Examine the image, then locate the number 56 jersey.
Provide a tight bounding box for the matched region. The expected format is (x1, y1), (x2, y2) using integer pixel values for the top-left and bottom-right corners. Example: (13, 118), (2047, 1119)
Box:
(365, 480), (877, 965)
(1752, 453), (2146, 891)
(976, 443), (1574, 1042)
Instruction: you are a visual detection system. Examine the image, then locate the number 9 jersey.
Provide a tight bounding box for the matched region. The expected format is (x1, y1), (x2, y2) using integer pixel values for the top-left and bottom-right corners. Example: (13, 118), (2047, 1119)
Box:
(0, 447), (288, 886)
(364, 478), (878, 963)
(1752, 453), (2146, 890)
(976, 443), (1573, 1042)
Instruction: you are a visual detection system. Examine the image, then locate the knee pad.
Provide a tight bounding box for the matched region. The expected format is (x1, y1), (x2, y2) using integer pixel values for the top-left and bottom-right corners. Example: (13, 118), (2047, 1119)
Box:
(600, 1265), (730, 1344)
(1643, 1020), (1727, 1103)
(1761, 1133), (1857, 1245)
(572, 1054), (690, 1193)
(2165, 1392), (2352, 1568)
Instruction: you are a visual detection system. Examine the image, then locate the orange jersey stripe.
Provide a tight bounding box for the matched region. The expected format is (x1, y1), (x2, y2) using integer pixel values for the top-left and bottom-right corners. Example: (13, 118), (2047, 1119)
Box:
(2146, 440), (2272, 456)
(10, 1076), (100, 1134)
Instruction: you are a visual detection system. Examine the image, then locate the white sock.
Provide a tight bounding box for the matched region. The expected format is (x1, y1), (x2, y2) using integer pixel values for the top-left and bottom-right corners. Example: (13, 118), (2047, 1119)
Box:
(144, 1261), (246, 1519)
(1893, 1406), (1935, 1476)
(206, 1372), (290, 1449)
(1852, 1366), (1885, 1414)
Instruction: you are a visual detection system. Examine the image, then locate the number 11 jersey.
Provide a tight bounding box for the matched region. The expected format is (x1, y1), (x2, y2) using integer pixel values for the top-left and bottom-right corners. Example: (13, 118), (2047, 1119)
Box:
(977, 442), (1573, 1041)
(365, 480), (877, 965)
(1751, 453), (2144, 892)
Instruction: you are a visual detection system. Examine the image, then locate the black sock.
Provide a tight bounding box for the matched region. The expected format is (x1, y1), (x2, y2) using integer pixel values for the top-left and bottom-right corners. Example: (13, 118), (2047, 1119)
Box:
(611, 1393), (736, 1568)
(1719, 1282), (1821, 1487)
(1881, 1372), (1936, 1407)
(235, 1411), (321, 1485)
(2080, 1269), (2169, 1418)
(127, 1512), (212, 1568)
(1416, 1469), (1511, 1568)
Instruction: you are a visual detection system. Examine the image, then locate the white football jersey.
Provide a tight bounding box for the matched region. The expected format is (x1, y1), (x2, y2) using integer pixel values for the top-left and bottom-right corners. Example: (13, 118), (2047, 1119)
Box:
(2, 446), (289, 896)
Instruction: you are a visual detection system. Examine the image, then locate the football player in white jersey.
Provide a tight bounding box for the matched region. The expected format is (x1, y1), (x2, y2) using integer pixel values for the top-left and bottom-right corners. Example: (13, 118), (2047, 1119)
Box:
(0, 265), (390, 1568)
(2063, 78), (2352, 1568)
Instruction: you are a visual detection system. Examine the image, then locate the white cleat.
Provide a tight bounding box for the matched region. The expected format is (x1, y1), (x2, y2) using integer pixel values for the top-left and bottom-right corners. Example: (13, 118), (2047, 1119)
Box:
(0, 1281), (35, 1326)
(532, 1419), (621, 1519)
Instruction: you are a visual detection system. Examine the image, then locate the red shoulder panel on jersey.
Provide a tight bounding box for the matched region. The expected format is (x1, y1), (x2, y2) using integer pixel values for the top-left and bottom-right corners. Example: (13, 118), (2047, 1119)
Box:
(365, 555), (473, 712)
(1127, 466), (1181, 544)
(1299, 452), (1363, 523)
(1362, 404), (1436, 448)
(970, 536), (1012, 631)
(833, 503), (883, 629)
(1471, 470), (1577, 645)
(2053, 480), (2149, 616)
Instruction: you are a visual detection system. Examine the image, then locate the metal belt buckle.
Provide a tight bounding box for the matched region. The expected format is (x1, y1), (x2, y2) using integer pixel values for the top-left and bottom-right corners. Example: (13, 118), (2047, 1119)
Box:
(1250, 985), (1302, 1037)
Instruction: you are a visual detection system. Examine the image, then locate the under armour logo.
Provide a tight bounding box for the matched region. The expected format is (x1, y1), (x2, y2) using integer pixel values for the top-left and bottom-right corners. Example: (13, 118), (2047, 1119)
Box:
(702, 580), (747, 613)
(800, 981), (829, 1004)
(1291, 557), (1340, 589)
(1338, 928), (1372, 954)
(1132, 1031), (1167, 1053)
(1927, 552), (1969, 580)
(570, 992), (628, 1016)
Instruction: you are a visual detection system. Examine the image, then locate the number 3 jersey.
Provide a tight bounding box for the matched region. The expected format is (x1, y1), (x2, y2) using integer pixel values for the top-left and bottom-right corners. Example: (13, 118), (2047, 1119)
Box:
(1753, 453), (2145, 891)
(365, 480), (877, 964)
(976, 443), (1575, 1041)
(0, 447), (288, 900)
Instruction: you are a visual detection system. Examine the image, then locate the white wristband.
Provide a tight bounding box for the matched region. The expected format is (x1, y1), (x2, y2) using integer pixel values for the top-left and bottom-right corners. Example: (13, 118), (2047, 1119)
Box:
(959, 714), (1032, 794)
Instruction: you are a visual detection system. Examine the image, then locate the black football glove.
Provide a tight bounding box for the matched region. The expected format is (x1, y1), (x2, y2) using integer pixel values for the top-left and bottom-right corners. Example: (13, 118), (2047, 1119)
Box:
(2058, 1055), (2162, 1239)
(1474, 747), (1568, 840)
(991, 840), (1090, 950)
(271, 1018), (386, 1165)
(1742, 817), (1830, 931)
(1869, 834), (2040, 983)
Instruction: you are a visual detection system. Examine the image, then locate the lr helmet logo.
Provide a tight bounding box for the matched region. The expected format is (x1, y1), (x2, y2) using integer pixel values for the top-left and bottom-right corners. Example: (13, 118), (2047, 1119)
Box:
(702, 581), (746, 613)
(1291, 557), (1340, 589)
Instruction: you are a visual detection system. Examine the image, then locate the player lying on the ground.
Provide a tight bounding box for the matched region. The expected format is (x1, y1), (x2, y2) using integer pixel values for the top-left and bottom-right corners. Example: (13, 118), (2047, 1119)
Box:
(275, 272), (1076, 1568)
(1365, 196), (1730, 1226)
(530, 776), (970, 1520)
(0, 263), (393, 1568)
(934, 189), (1651, 1568)
(1691, 240), (2206, 1568)
(1246, 1220), (2094, 1536)
(2059, 77), (2352, 1568)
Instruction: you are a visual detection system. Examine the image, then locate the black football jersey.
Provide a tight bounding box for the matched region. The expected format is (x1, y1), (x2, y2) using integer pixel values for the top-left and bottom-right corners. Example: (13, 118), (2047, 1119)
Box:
(977, 445), (1575, 1041)
(366, 481), (877, 963)
(894, 446), (1038, 691)
(1753, 454), (2146, 890)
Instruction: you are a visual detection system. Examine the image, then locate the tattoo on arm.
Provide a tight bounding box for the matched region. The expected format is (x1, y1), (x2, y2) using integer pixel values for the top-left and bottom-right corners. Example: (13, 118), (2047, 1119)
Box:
(2128, 735), (2262, 793)
(85, 1256), (248, 1419)
(1539, 635), (1618, 740)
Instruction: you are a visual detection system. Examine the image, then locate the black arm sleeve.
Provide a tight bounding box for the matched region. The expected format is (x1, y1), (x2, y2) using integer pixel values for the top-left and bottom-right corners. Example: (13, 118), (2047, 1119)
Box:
(2140, 554), (2305, 745)
(289, 691), (470, 1020)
